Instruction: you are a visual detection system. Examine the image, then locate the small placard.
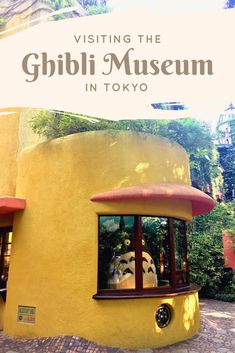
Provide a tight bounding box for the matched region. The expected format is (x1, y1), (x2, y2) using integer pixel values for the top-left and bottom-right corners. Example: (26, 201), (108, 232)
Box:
(17, 305), (36, 324)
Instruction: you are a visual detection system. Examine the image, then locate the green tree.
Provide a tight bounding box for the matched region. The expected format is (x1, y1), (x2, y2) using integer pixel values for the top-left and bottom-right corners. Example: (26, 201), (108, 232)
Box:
(188, 203), (235, 298)
(219, 144), (235, 201)
(30, 111), (222, 197)
(218, 119), (235, 201)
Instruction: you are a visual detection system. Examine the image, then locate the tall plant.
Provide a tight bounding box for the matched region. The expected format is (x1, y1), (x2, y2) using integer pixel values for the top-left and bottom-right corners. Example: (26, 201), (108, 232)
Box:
(30, 112), (222, 198)
(188, 203), (235, 298)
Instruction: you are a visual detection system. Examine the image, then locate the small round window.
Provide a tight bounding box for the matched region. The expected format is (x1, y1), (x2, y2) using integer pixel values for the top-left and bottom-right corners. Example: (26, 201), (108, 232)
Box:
(155, 304), (171, 328)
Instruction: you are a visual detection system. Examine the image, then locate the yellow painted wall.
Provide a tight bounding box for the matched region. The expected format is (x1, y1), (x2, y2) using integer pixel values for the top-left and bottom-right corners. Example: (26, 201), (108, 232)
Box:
(0, 2), (50, 331)
(0, 0), (49, 199)
(18, 108), (44, 151)
(0, 107), (19, 328)
(4, 131), (199, 348)
(0, 107), (43, 198)
(0, 108), (20, 196)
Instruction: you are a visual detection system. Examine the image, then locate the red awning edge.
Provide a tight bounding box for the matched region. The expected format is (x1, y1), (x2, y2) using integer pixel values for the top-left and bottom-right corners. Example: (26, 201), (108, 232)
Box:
(0, 197), (26, 215)
(90, 183), (216, 216)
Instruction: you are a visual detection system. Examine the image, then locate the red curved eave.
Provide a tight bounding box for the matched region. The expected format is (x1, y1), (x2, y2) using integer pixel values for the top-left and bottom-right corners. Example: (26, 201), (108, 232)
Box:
(90, 183), (216, 216)
(0, 197), (26, 215)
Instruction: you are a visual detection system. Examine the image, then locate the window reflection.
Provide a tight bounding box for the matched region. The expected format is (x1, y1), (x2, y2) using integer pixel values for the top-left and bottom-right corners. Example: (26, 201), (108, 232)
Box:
(142, 217), (171, 288)
(173, 220), (188, 285)
(98, 215), (189, 293)
(0, 230), (13, 288)
(99, 216), (135, 290)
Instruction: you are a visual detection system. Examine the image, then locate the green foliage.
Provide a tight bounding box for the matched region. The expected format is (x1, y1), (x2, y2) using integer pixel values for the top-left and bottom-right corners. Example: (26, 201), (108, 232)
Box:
(217, 115), (235, 201)
(30, 111), (117, 139)
(31, 111), (212, 152)
(86, 5), (110, 15)
(30, 111), (222, 197)
(188, 229), (224, 297)
(98, 216), (135, 288)
(50, 0), (110, 18)
(223, 201), (235, 232)
(215, 275), (235, 302)
(192, 203), (235, 235)
(50, 0), (80, 20)
(188, 204), (235, 298)
(219, 127), (235, 201)
(51, 0), (77, 11)
(54, 0), (76, 8)
(215, 292), (235, 302)
(142, 217), (172, 282)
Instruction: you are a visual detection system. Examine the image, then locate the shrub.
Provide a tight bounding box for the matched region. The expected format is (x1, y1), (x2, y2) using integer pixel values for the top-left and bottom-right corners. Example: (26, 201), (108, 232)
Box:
(215, 277), (235, 302)
(188, 203), (235, 298)
(215, 293), (235, 302)
(188, 230), (225, 298)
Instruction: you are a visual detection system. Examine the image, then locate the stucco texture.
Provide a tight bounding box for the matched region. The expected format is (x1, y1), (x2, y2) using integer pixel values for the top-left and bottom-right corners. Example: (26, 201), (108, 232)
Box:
(4, 131), (199, 348)
(0, 108), (20, 196)
(0, 107), (42, 200)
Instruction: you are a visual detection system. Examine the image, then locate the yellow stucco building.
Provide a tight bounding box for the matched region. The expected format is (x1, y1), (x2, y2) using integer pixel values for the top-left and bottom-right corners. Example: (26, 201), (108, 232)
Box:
(0, 130), (215, 348)
(0, 1), (218, 348)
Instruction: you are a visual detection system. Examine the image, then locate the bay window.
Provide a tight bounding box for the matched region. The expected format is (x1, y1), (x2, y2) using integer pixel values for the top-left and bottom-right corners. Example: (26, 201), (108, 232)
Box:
(95, 215), (189, 298)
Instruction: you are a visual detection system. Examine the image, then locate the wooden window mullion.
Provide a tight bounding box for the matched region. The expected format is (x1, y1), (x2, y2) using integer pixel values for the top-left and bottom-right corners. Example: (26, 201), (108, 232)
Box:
(0, 234), (6, 283)
(135, 216), (143, 291)
(169, 219), (177, 288)
(184, 222), (189, 284)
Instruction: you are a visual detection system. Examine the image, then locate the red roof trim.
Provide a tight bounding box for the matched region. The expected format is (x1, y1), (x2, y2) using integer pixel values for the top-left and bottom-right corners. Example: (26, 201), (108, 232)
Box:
(0, 197), (26, 215)
(90, 183), (216, 216)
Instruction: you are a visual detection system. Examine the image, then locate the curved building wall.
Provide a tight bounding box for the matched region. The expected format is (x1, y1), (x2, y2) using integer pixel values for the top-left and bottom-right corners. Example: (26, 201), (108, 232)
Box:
(4, 131), (199, 348)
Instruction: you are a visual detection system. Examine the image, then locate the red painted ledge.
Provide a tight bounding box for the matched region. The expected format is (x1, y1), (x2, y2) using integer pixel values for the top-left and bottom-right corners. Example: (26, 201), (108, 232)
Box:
(0, 197), (26, 215)
(90, 183), (216, 216)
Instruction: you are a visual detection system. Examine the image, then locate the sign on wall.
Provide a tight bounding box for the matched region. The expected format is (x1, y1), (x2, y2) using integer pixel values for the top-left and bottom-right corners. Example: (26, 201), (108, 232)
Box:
(17, 305), (36, 324)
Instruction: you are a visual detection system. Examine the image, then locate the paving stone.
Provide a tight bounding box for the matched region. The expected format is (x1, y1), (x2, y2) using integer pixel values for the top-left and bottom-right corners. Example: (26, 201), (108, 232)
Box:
(212, 338), (224, 343)
(216, 329), (227, 334)
(217, 348), (230, 353)
(107, 349), (120, 353)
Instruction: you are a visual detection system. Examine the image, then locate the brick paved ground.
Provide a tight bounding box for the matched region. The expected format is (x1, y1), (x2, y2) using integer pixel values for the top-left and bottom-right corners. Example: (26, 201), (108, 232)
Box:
(0, 300), (234, 353)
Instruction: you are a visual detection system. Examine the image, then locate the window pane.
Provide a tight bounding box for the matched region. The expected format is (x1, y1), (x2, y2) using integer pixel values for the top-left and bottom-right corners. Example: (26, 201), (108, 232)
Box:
(0, 230), (13, 287)
(98, 216), (135, 290)
(141, 217), (171, 288)
(173, 220), (188, 285)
